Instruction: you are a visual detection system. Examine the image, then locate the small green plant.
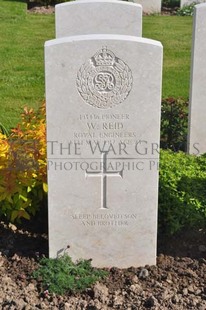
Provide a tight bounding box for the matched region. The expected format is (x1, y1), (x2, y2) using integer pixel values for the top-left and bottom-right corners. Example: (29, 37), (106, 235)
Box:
(159, 150), (206, 235)
(161, 97), (188, 152)
(177, 2), (197, 16)
(33, 254), (108, 295)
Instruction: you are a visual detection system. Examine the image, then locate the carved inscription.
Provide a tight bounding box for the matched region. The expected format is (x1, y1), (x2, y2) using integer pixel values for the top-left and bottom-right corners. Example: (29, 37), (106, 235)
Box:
(76, 47), (133, 109)
(70, 213), (138, 227)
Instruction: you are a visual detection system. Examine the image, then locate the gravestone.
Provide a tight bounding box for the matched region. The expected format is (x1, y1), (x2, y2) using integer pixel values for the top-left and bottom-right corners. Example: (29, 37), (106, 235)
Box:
(181, 0), (206, 8)
(132, 0), (161, 13)
(188, 3), (206, 155)
(45, 34), (163, 268)
(56, 0), (142, 38)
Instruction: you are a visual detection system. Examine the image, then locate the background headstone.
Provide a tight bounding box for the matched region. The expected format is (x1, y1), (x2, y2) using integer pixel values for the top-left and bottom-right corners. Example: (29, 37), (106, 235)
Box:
(56, 0), (142, 38)
(188, 4), (206, 155)
(132, 0), (161, 13)
(181, 0), (206, 8)
(45, 34), (163, 268)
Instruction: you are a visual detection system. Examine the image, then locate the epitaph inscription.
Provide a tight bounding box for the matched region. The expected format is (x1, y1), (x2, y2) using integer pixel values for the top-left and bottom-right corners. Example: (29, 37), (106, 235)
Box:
(76, 47), (133, 109)
(70, 212), (138, 227)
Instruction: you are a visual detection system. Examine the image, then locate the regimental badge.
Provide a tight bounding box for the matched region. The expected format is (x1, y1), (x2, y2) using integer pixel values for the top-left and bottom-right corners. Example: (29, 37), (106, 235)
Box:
(76, 47), (133, 109)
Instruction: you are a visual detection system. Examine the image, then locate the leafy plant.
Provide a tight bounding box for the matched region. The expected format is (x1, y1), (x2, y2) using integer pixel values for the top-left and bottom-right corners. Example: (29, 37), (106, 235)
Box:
(161, 97), (188, 152)
(0, 102), (47, 222)
(177, 2), (197, 16)
(159, 150), (206, 235)
(33, 254), (108, 295)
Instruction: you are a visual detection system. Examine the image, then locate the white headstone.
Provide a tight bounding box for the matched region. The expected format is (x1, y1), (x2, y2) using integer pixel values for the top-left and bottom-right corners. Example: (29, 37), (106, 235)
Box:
(181, 0), (206, 8)
(45, 34), (163, 268)
(56, 0), (142, 38)
(188, 4), (206, 155)
(132, 0), (161, 13)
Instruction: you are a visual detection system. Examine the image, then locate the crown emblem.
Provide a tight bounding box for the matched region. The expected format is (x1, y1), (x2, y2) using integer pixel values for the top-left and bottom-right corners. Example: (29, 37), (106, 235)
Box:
(93, 47), (115, 66)
(77, 47), (133, 109)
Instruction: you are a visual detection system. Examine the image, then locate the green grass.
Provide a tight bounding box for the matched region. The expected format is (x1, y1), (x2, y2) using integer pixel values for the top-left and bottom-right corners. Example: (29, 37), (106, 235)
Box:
(0, 2), (193, 129)
(143, 16), (193, 99)
(0, 0), (54, 129)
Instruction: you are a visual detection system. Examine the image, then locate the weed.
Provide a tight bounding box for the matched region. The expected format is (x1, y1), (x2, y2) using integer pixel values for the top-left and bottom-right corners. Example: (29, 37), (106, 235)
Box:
(33, 254), (108, 295)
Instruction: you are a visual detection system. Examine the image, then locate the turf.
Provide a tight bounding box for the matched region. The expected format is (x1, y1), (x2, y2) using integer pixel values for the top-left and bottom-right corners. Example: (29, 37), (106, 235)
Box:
(0, 0), (54, 129)
(0, 1), (193, 129)
(143, 15), (193, 100)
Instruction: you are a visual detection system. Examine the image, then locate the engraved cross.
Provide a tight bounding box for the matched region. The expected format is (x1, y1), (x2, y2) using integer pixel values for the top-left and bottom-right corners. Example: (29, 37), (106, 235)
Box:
(85, 152), (123, 209)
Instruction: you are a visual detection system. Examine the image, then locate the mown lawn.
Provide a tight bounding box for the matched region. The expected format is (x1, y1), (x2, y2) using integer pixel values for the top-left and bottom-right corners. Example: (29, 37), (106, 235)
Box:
(0, 0), (54, 129)
(143, 15), (193, 100)
(0, 1), (193, 129)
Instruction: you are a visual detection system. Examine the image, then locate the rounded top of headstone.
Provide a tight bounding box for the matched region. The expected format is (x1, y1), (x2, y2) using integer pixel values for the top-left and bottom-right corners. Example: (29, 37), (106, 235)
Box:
(56, 0), (142, 9)
(45, 34), (162, 49)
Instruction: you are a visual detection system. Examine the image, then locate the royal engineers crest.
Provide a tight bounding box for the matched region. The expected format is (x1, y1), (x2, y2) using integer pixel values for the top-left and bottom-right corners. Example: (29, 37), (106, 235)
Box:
(76, 47), (133, 109)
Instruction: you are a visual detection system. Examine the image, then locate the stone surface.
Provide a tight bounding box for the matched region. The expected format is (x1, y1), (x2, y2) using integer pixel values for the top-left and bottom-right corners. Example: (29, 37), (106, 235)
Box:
(45, 34), (162, 267)
(132, 0), (161, 13)
(181, 0), (206, 8)
(55, 0), (142, 38)
(187, 4), (206, 155)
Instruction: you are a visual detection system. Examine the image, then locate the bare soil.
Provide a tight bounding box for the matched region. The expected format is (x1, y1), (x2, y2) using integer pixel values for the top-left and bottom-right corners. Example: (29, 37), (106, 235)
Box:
(28, 5), (55, 14)
(0, 216), (205, 309)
